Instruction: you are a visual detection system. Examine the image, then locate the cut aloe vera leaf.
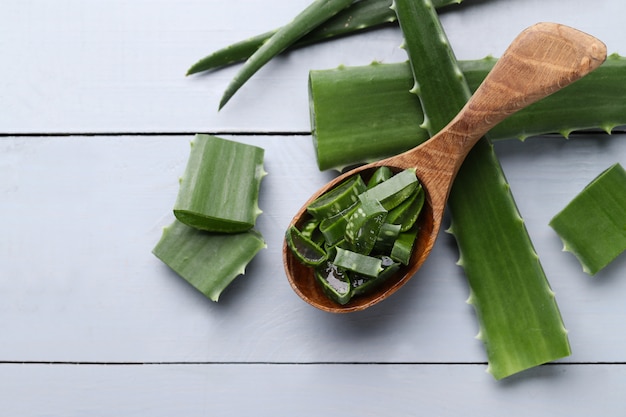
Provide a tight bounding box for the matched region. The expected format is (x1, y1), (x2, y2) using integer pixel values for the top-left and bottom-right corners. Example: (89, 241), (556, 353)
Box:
(187, 0), (462, 75)
(309, 55), (626, 171)
(352, 256), (400, 297)
(367, 166), (394, 188)
(173, 134), (265, 233)
(286, 225), (328, 267)
(393, 0), (570, 379)
(319, 202), (359, 246)
(219, 0), (354, 109)
(390, 226), (419, 266)
(315, 261), (352, 305)
(387, 185), (425, 232)
(152, 220), (266, 302)
(358, 168), (418, 210)
(373, 223), (402, 254)
(345, 196), (387, 255)
(333, 247), (383, 278)
(307, 174), (367, 220)
(550, 163), (626, 275)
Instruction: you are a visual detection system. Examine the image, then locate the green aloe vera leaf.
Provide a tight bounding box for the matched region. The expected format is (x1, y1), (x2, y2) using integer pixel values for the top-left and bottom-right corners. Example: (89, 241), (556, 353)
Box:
(307, 174), (366, 220)
(367, 166), (394, 188)
(333, 247), (383, 278)
(387, 185), (424, 232)
(153, 220), (266, 302)
(352, 256), (400, 296)
(549, 163), (626, 275)
(186, 0), (461, 75)
(315, 261), (352, 305)
(344, 196), (387, 255)
(373, 222), (402, 254)
(219, 0), (355, 109)
(286, 225), (328, 267)
(389, 226), (418, 266)
(309, 55), (626, 171)
(357, 168), (418, 210)
(173, 134), (266, 233)
(320, 202), (359, 246)
(393, 0), (570, 379)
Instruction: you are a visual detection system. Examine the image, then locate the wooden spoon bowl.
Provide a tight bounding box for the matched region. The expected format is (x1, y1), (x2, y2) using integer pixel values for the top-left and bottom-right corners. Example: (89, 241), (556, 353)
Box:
(284, 22), (607, 313)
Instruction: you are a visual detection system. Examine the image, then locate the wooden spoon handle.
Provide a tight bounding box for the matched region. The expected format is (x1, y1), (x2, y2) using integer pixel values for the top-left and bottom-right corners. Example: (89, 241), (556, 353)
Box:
(447, 22), (607, 153)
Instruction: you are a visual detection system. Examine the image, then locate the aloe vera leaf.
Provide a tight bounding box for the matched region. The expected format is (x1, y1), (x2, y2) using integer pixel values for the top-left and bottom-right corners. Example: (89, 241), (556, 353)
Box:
(549, 163), (626, 275)
(173, 134), (266, 233)
(315, 261), (352, 305)
(153, 220), (266, 302)
(286, 225), (328, 267)
(186, 0), (461, 75)
(393, 0), (570, 379)
(345, 196), (387, 255)
(218, 0), (355, 109)
(307, 174), (366, 220)
(333, 247), (383, 278)
(309, 55), (626, 171)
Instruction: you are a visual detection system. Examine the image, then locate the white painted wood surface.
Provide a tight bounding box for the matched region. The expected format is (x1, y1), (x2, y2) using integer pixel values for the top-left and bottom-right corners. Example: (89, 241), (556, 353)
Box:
(1, 0), (626, 415)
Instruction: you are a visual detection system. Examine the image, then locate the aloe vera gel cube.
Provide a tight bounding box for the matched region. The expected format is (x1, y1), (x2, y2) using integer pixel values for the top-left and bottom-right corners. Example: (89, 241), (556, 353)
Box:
(174, 134), (266, 233)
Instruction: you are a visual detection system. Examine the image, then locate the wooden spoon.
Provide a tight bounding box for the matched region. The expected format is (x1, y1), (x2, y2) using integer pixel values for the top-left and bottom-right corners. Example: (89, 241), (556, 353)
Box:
(283, 22), (606, 313)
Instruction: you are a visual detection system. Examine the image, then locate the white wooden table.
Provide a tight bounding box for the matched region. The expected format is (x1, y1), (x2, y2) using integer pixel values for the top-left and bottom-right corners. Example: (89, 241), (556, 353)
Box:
(2, 0), (626, 415)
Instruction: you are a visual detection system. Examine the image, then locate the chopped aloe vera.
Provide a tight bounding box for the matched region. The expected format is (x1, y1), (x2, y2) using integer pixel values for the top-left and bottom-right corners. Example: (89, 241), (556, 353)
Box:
(333, 247), (383, 278)
(307, 175), (366, 220)
(367, 166), (394, 188)
(373, 223), (402, 254)
(153, 220), (266, 302)
(315, 262), (352, 305)
(286, 225), (328, 267)
(358, 168), (418, 210)
(393, 0), (570, 379)
(550, 163), (626, 275)
(387, 185), (425, 232)
(320, 202), (359, 246)
(173, 134), (265, 233)
(352, 256), (400, 297)
(345, 197), (387, 255)
(390, 226), (419, 266)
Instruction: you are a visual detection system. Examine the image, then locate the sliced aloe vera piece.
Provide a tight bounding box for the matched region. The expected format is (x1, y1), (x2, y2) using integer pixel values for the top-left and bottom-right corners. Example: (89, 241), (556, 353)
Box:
(315, 262), (352, 305)
(333, 247), (384, 278)
(387, 185), (425, 232)
(390, 226), (419, 266)
(358, 168), (418, 210)
(367, 166), (394, 188)
(352, 256), (400, 297)
(345, 196), (387, 255)
(320, 202), (359, 246)
(286, 225), (328, 267)
(373, 223), (402, 254)
(173, 134), (265, 233)
(153, 220), (266, 302)
(550, 163), (626, 275)
(307, 175), (366, 220)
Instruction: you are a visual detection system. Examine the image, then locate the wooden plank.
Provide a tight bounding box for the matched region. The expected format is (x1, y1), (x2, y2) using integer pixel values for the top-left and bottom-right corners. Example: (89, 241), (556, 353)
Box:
(1, 363), (625, 416)
(1, 0), (625, 133)
(0, 134), (625, 364)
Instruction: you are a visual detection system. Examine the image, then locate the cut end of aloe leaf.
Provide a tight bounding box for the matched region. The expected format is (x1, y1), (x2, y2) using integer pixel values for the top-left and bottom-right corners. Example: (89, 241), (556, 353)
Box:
(153, 220), (266, 302)
(550, 163), (626, 275)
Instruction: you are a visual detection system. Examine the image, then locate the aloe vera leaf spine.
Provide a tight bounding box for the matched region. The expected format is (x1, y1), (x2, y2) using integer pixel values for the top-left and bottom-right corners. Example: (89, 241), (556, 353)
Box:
(219, 0), (355, 109)
(309, 55), (626, 171)
(187, 0), (462, 75)
(393, 0), (570, 379)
